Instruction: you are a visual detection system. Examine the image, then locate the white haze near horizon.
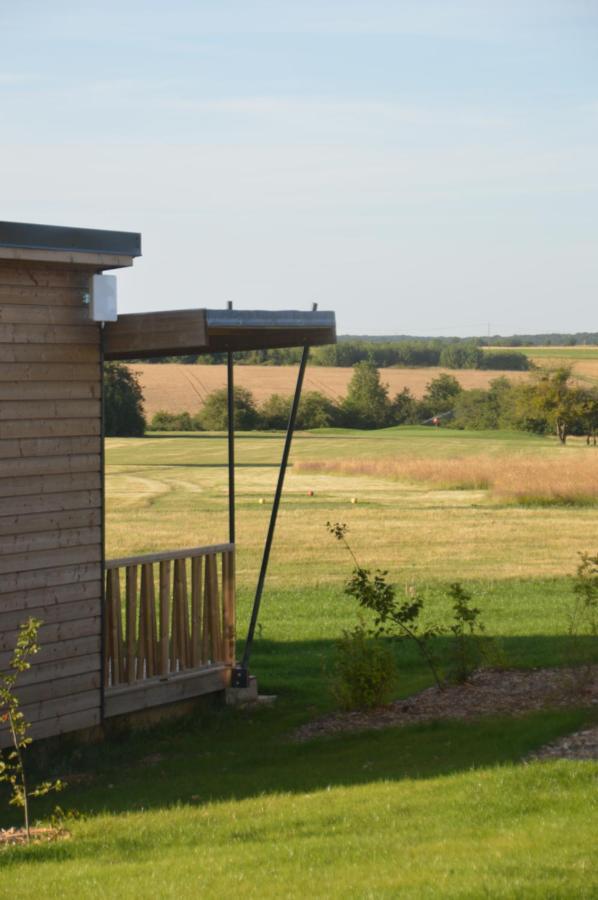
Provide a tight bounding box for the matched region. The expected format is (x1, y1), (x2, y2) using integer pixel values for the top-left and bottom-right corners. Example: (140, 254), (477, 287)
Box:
(0, 1), (597, 338)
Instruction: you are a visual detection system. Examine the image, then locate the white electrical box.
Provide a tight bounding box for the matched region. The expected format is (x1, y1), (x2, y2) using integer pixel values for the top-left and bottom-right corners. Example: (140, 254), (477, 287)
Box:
(90, 274), (118, 322)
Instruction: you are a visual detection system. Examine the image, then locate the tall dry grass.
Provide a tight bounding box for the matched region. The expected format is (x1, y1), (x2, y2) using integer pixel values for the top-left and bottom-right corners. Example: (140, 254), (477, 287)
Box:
(295, 454), (598, 505)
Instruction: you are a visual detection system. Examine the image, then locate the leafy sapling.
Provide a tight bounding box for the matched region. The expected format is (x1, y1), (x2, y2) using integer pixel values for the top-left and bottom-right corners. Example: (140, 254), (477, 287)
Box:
(0, 618), (64, 843)
(327, 522), (445, 689)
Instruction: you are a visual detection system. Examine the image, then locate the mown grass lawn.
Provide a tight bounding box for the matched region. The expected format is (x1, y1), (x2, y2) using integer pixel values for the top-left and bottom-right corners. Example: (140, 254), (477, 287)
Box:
(1, 427), (597, 897)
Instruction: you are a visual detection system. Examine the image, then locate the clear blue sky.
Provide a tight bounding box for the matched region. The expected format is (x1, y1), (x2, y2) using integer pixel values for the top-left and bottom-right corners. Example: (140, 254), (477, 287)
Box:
(1, 1), (597, 336)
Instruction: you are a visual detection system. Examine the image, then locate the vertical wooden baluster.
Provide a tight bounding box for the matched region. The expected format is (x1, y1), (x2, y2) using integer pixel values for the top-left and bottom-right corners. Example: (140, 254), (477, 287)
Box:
(126, 564), (138, 683)
(202, 556), (212, 663)
(109, 568), (124, 684)
(172, 559), (186, 672)
(103, 569), (112, 687)
(159, 560), (171, 675)
(173, 558), (189, 670)
(171, 560), (180, 671)
(172, 559), (183, 671)
(138, 564), (149, 678)
(184, 559), (192, 667)
(222, 549), (236, 666)
(207, 554), (222, 662)
(141, 562), (157, 677)
(191, 556), (202, 667)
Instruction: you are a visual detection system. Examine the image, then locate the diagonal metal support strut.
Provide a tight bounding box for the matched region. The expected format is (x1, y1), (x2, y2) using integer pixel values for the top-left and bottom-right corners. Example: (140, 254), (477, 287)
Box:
(226, 300), (235, 545)
(231, 304), (316, 687)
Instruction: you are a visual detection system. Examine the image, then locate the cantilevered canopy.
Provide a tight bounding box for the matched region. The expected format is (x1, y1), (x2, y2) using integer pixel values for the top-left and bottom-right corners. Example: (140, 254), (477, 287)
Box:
(103, 308), (336, 360)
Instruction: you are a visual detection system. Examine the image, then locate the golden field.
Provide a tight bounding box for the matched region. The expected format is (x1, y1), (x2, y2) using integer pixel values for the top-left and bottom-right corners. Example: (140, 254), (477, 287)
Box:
(132, 363), (531, 419)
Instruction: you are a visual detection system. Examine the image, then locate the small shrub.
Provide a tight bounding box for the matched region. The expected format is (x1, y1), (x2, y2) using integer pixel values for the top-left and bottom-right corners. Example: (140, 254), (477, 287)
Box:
(332, 622), (397, 710)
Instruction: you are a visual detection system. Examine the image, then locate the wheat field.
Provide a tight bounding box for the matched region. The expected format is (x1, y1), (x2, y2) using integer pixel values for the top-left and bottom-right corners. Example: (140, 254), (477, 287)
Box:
(132, 364), (531, 419)
(133, 348), (598, 420)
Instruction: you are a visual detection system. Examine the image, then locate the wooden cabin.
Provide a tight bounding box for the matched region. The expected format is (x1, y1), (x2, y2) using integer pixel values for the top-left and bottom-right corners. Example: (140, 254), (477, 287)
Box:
(0, 221), (335, 746)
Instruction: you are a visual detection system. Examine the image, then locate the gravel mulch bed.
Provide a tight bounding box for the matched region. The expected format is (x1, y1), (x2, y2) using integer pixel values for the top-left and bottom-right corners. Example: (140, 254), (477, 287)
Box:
(0, 826), (68, 848)
(527, 724), (598, 761)
(293, 666), (598, 743)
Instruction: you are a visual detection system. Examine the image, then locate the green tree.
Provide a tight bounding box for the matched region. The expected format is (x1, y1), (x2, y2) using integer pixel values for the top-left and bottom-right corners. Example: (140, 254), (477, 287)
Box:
(260, 391), (338, 430)
(198, 386), (258, 431)
(422, 374), (462, 412)
(527, 368), (582, 444)
(452, 389), (500, 430)
(478, 350), (531, 371)
(259, 393), (291, 430)
(439, 342), (483, 369)
(297, 391), (339, 429)
(391, 387), (418, 425)
(577, 389), (598, 444)
(103, 363), (146, 436)
(341, 361), (393, 429)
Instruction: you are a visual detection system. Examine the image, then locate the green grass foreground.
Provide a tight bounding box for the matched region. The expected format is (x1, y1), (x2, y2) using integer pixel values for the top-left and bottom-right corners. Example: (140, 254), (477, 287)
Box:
(2, 578), (597, 897)
(2, 428), (597, 896)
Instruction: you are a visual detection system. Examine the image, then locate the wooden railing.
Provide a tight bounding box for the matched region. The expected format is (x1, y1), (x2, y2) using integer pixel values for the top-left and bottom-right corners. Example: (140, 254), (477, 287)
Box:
(103, 544), (235, 688)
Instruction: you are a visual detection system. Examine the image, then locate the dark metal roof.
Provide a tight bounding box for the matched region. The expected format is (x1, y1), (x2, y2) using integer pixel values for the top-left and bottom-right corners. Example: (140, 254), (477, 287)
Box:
(0, 220), (141, 257)
(204, 309), (336, 353)
(205, 310), (335, 330)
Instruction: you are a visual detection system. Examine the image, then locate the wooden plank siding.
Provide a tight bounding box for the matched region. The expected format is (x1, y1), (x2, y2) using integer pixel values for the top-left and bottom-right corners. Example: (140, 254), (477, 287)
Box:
(0, 260), (103, 746)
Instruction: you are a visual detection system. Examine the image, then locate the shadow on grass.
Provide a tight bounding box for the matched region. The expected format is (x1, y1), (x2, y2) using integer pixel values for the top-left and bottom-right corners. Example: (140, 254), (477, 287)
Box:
(5, 634), (593, 843)
(141, 432), (287, 441)
(109, 462), (281, 469)
(2, 706), (592, 869)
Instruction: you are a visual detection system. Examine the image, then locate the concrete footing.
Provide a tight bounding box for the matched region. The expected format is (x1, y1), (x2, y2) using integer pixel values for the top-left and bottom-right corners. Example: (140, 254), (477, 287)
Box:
(225, 675), (259, 706)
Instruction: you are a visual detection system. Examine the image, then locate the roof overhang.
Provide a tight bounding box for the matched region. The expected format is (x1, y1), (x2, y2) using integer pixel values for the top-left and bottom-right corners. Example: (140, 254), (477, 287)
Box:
(103, 309), (336, 360)
(0, 220), (141, 269)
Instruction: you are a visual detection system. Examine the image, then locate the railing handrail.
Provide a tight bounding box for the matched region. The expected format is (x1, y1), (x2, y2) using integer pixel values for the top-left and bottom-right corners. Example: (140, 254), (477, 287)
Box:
(105, 543), (234, 570)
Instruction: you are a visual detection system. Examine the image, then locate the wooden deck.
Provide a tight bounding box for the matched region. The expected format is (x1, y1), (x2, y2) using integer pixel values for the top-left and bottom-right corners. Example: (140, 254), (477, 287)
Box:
(103, 544), (236, 717)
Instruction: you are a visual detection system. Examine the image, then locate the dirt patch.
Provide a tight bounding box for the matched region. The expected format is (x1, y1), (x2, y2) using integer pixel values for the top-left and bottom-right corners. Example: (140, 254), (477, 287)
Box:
(0, 826), (68, 848)
(293, 666), (598, 742)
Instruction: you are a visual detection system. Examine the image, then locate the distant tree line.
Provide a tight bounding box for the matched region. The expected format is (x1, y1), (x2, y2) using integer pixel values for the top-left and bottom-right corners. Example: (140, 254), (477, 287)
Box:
(483, 332), (598, 347)
(150, 364), (598, 444)
(138, 339), (532, 371)
(341, 332), (598, 347)
(449, 368), (598, 444)
(105, 360), (598, 445)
